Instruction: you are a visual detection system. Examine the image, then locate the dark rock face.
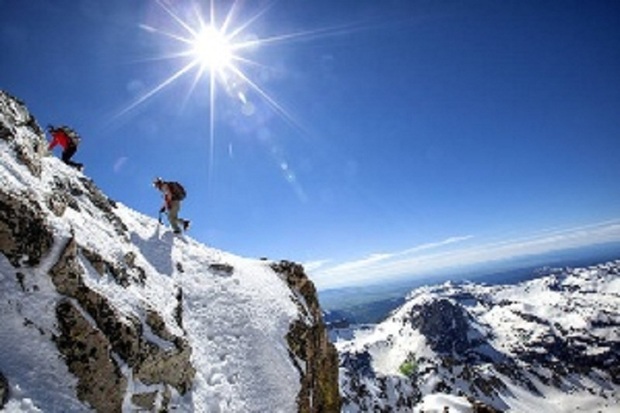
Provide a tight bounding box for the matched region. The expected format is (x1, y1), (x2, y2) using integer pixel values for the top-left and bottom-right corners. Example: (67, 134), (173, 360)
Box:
(77, 176), (128, 238)
(48, 238), (196, 411)
(272, 260), (342, 413)
(55, 299), (127, 412)
(0, 192), (191, 412)
(409, 299), (471, 355)
(341, 350), (375, 379)
(0, 91), (46, 176)
(82, 248), (147, 287)
(0, 371), (8, 409)
(0, 191), (54, 267)
(339, 350), (421, 412)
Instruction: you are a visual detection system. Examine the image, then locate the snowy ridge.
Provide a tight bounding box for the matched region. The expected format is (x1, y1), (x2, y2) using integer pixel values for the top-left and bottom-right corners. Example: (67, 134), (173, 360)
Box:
(0, 91), (339, 412)
(338, 262), (620, 412)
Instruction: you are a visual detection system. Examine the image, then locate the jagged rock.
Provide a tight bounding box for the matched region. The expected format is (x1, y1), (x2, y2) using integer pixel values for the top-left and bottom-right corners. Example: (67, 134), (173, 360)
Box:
(339, 349), (420, 412)
(0, 91), (45, 177)
(46, 176), (81, 216)
(0, 371), (8, 409)
(139, 309), (195, 393)
(55, 299), (127, 413)
(174, 287), (184, 330)
(272, 260), (341, 413)
(131, 392), (157, 411)
(0, 190), (54, 267)
(132, 387), (172, 412)
(134, 341), (195, 394)
(82, 247), (147, 287)
(469, 397), (501, 413)
(341, 350), (375, 378)
(48, 237), (195, 407)
(78, 177), (127, 238)
(46, 191), (70, 216)
(409, 299), (472, 355)
(49, 238), (143, 365)
(208, 262), (233, 277)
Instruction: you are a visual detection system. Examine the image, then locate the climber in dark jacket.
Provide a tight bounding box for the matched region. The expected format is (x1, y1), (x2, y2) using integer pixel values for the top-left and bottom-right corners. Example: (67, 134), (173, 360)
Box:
(153, 177), (190, 234)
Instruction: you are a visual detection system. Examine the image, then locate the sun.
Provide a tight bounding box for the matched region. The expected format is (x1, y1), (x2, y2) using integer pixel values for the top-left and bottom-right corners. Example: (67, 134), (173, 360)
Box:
(118, 0), (365, 197)
(192, 25), (233, 72)
(123, 0), (356, 184)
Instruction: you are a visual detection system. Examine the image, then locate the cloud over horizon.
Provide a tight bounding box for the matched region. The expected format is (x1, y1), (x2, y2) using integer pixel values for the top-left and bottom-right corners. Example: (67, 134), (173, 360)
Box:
(309, 220), (620, 289)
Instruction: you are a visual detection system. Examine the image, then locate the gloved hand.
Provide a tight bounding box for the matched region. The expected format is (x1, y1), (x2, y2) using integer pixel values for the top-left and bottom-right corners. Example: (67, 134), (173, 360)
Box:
(159, 206), (166, 213)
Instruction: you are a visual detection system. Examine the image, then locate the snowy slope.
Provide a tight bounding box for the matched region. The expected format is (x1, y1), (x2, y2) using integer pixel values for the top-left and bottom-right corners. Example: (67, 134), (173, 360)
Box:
(338, 262), (620, 412)
(0, 91), (338, 412)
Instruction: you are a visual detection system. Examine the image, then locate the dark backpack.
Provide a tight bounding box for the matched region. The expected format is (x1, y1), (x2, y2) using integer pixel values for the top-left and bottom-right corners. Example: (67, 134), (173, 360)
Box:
(168, 181), (186, 200)
(60, 126), (80, 145)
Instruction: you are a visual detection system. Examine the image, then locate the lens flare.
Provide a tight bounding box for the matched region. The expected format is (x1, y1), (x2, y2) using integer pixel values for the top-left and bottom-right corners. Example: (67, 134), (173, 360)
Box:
(121, 0), (368, 191)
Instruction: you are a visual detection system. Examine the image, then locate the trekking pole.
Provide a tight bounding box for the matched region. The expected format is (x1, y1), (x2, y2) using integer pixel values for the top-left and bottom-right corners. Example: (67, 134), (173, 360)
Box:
(158, 210), (166, 224)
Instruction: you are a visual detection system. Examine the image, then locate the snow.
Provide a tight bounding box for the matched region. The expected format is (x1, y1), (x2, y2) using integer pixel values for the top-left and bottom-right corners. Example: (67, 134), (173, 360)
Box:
(413, 393), (473, 413)
(0, 107), (302, 412)
(495, 370), (620, 413)
(338, 260), (620, 412)
(335, 297), (436, 379)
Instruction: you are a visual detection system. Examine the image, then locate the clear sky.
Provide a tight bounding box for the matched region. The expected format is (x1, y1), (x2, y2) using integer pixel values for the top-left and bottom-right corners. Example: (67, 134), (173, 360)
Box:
(2, 0), (619, 289)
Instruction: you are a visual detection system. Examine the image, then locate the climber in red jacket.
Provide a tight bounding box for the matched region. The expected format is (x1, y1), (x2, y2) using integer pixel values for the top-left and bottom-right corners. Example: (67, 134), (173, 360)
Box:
(47, 125), (83, 170)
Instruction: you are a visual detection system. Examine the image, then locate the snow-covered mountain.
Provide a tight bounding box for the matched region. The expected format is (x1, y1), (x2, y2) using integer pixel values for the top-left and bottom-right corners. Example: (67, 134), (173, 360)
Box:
(0, 90), (340, 412)
(338, 262), (620, 412)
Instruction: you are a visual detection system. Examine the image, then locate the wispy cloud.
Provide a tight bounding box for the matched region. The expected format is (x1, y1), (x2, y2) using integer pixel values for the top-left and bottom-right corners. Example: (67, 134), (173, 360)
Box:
(113, 156), (128, 173)
(319, 235), (473, 275)
(399, 235), (474, 255)
(310, 220), (620, 289)
(302, 259), (332, 272)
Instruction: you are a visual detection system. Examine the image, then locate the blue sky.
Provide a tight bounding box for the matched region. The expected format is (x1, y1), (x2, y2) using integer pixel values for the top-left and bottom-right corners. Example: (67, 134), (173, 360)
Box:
(2, 0), (619, 289)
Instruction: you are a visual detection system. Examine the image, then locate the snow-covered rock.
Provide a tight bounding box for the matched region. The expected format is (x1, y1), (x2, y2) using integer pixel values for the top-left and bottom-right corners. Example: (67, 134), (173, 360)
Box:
(338, 262), (620, 412)
(0, 90), (340, 412)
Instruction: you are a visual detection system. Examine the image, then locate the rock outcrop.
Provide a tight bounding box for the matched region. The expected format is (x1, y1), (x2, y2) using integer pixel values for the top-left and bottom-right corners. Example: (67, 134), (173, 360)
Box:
(0, 91), (45, 176)
(272, 260), (342, 413)
(0, 372), (8, 409)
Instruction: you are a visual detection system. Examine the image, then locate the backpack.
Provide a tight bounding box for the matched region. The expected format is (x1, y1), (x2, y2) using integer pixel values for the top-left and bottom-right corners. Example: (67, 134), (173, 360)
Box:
(60, 126), (80, 145)
(167, 181), (186, 200)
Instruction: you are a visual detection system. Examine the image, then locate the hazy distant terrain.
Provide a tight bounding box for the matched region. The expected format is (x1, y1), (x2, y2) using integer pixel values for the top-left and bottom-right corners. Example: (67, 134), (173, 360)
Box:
(320, 243), (620, 325)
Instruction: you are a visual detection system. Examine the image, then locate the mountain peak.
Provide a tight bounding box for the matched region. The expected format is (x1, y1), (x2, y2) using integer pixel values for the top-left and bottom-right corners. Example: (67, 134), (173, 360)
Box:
(408, 298), (471, 355)
(0, 90), (340, 412)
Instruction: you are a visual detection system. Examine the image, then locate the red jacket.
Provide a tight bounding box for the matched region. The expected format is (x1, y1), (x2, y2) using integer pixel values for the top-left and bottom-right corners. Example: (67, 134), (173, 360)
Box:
(48, 129), (72, 150)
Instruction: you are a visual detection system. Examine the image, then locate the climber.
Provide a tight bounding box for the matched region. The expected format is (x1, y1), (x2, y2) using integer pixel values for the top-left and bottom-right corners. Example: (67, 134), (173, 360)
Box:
(153, 177), (190, 234)
(47, 125), (83, 170)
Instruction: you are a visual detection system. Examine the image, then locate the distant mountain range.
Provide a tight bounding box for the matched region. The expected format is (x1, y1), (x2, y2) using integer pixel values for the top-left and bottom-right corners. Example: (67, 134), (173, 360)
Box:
(320, 243), (620, 325)
(336, 260), (620, 412)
